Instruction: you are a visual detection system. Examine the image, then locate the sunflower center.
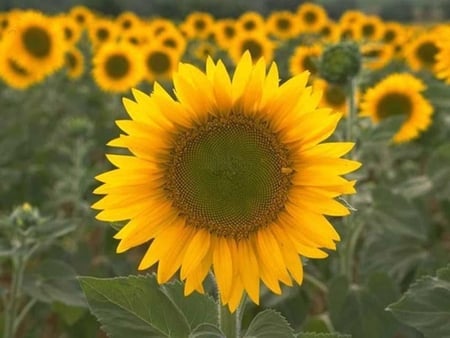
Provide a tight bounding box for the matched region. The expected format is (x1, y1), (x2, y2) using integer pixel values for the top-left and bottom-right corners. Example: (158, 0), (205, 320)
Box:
(224, 26), (235, 38)
(325, 84), (346, 106)
(22, 26), (51, 58)
(163, 37), (177, 48)
(304, 11), (317, 24)
(383, 30), (396, 43)
(194, 19), (206, 31)
(96, 28), (110, 41)
(104, 54), (130, 79)
(166, 114), (291, 239)
(321, 26), (331, 37)
(376, 93), (412, 119)
(64, 27), (73, 41)
(276, 18), (291, 30)
(242, 39), (263, 62)
(361, 24), (375, 38)
(65, 51), (78, 69)
(416, 42), (438, 66)
(243, 20), (256, 31)
(302, 55), (318, 74)
(146, 51), (171, 74)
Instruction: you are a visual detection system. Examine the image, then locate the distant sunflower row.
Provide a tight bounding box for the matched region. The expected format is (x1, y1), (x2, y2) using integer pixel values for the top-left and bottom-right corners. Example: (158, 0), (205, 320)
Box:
(0, 3), (449, 95)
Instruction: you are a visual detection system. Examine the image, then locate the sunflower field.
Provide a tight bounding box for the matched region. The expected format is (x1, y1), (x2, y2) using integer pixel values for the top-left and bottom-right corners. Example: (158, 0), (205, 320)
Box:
(1, 2), (450, 338)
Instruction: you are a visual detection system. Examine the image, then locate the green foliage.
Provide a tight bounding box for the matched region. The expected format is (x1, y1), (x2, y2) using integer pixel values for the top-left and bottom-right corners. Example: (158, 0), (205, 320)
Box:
(296, 333), (352, 338)
(243, 309), (295, 338)
(387, 265), (450, 338)
(78, 274), (217, 338)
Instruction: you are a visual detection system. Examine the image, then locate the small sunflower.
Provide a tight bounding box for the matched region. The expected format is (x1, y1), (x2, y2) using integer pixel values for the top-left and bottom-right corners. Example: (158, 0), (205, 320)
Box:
(289, 44), (322, 78)
(339, 10), (365, 26)
(193, 41), (217, 62)
(361, 42), (394, 70)
(404, 32), (441, 72)
(356, 15), (384, 41)
(155, 27), (187, 56)
(313, 78), (349, 114)
(296, 2), (328, 33)
(92, 41), (144, 93)
(142, 44), (179, 82)
(57, 15), (82, 46)
(92, 51), (361, 312)
(213, 19), (237, 49)
(182, 12), (215, 39)
(236, 11), (266, 34)
(228, 33), (274, 64)
(360, 73), (433, 143)
(69, 5), (93, 29)
(3, 11), (65, 77)
(382, 22), (407, 45)
(266, 10), (300, 40)
(64, 46), (84, 79)
(88, 17), (119, 49)
(116, 11), (141, 32)
(147, 18), (177, 38)
(318, 20), (341, 42)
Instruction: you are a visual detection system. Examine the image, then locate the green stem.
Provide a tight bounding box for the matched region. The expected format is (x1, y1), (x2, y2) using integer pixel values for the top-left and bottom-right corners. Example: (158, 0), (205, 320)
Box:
(346, 77), (357, 145)
(345, 220), (364, 281)
(304, 273), (328, 294)
(218, 302), (240, 338)
(3, 255), (26, 338)
(14, 298), (37, 332)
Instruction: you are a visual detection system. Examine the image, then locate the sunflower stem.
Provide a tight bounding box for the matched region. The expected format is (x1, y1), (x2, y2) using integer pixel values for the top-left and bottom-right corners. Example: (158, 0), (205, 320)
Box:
(218, 301), (241, 338)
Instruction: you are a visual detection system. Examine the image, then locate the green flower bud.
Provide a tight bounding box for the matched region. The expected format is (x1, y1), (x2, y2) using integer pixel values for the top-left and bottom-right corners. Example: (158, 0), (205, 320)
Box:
(319, 41), (361, 85)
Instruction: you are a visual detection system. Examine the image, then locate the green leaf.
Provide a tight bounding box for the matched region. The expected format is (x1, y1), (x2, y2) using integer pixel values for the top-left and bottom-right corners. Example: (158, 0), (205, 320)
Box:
(328, 274), (399, 338)
(387, 264), (450, 338)
(426, 143), (450, 200)
(79, 274), (217, 338)
(244, 309), (294, 338)
(296, 333), (351, 338)
(189, 324), (224, 337)
(52, 302), (86, 325)
(22, 259), (86, 307)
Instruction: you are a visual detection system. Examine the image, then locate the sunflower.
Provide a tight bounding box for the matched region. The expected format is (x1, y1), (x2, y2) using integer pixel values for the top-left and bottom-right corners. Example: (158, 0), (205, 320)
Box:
(2, 11), (65, 77)
(116, 11), (141, 33)
(182, 12), (215, 39)
(382, 22), (407, 45)
(339, 10), (365, 26)
(142, 44), (179, 82)
(88, 17), (119, 49)
(266, 10), (300, 40)
(64, 46), (84, 79)
(296, 2), (328, 33)
(92, 51), (361, 312)
(236, 11), (266, 34)
(289, 44), (322, 78)
(147, 18), (177, 38)
(360, 73), (433, 143)
(193, 41), (217, 61)
(361, 42), (394, 70)
(228, 33), (274, 64)
(69, 5), (93, 29)
(318, 20), (341, 42)
(404, 32), (441, 72)
(355, 15), (384, 41)
(213, 19), (237, 49)
(155, 26), (187, 56)
(92, 41), (144, 92)
(435, 41), (450, 83)
(313, 78), (349, 114)
(57, 15), (82, 46)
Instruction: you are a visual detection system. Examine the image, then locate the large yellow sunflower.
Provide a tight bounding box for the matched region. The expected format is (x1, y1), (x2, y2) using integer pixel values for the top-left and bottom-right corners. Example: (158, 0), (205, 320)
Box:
(92, 52), (361, 312)
(3, 11), (65, 77)
(360, 73), (433, 143)
(92, 41), (144, 93)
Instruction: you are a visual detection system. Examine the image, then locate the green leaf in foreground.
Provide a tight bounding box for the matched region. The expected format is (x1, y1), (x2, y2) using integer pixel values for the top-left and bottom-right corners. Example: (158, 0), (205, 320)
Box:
(387, 264), (450, 338)
(78, 274), (217, 338)
(296, 333), (351, 338)
(244, 309), (294, 338)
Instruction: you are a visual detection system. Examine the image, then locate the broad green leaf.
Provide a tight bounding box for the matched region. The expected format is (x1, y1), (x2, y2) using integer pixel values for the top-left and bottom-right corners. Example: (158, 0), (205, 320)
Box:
(328, 274), (399, 338)
(189, 324), (224, 337)
(22, 259), (86, 307)
(79, 274), (217, 338)
(244, 309), (294, 338)
(52, 302), (86, 325)
(387, 265), (450, 338)
(296, 333), (351, 338)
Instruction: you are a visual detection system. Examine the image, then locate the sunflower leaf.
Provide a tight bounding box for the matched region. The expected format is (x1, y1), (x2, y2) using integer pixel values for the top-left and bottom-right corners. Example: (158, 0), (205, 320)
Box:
(189, 323), (225, 337)
(295, 333), (351, 338)
(78, 274), (217, 338)
(244, 309), (295, 338)
(386, 264), (450, 338)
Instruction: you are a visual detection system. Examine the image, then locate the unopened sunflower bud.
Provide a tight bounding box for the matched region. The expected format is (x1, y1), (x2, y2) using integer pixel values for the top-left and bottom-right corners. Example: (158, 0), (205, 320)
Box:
(319, 41), (361, 85)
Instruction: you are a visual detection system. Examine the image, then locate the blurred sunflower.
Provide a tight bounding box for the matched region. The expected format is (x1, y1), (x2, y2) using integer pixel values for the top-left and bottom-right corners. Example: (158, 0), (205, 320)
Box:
(0, 51), (45, 89)
(339, 10), (365, 26)
(266, 10), (300, 40)
(69, 5), (93, 29)
(3, 11), (65, 77)
(92, 51), (361, 312)
(193, 41), (217, 61)
(318, 20), (341, 42)
(88, 18), (119, 49)
(57, 15), (82, 46)
(236, 11), (266, 34)
(147, 18), (177, 38)
(404, 32), (440, 72)
(64, 46), (84, 79)
(228, 33), (274, 64)
(361, 42), (394, 70)
(289, 44), (322, 78)
(142, 44), (178, 82)
(296, 2), (328, 33)
(314, 78), (349, 114)
(360, 73), (433, 143)
(156, 27), (187, 56)
(116, 11), (141, 32)
(382, 22), (406, 45)
(182, 12), (215, 39)
(356, 15), (384, 41)
(92, 41), (144, 92)
(213, 19), (237, 49)
(435, 41), (450, 83)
